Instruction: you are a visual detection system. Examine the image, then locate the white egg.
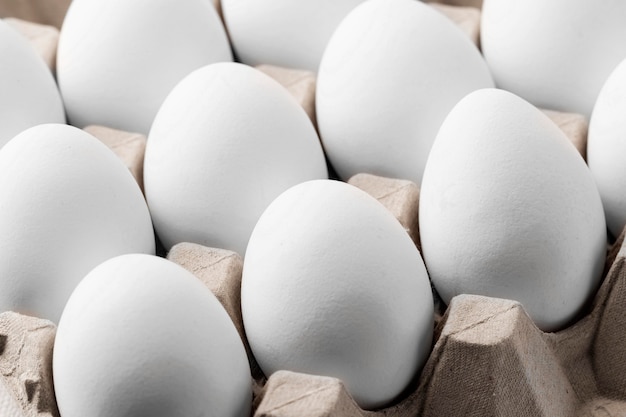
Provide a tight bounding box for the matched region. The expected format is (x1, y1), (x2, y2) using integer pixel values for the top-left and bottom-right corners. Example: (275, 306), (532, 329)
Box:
(419, 88), (606, 331)
(56, 0), (232, 134)
(481, 0), (626, 118)
(0, 124), (154, 323)
(588, 59), (626, 238)
(316, 0), (493, 185)
(221, 0), (365, 72)
(0, 20), (65, 148)
(53, 254), (251, 417)
(242, 179), (433, 410)
(144, 62), (327, 256)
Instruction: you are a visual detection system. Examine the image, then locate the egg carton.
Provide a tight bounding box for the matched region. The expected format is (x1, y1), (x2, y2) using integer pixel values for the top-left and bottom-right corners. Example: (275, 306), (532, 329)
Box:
(0, 4), (605, 416)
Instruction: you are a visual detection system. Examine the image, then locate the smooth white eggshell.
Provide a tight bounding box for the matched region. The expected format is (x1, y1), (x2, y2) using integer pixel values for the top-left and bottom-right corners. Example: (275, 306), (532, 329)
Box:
(221, 0), (365, 72)
(53, 254), (251, 417)
(316, 0), (493, 185)
(419, 88), (606, 331)
(0, 20), (65, 148)
(144, 62), (327, 256)
(588, 59), (626, 238)
(0, 124), (155, 323)
(57, 0), (232, 134)
(481, 0), (626, 117)
(242, 179), (433, 410)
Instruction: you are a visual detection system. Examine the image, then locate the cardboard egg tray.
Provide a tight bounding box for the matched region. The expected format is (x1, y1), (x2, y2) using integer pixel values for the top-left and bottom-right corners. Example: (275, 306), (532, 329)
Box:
(0, 1), (621, 416)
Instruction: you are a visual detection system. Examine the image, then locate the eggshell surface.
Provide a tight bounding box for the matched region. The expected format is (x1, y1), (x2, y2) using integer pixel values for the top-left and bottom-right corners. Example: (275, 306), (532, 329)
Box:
(419, 88), (606, 331)
(0, 124), (155, 323)
(242, 179), (433, 410)
(588, 59), (626, 238)
(316, 0), (493, 185)
(53, 254), (251, 417)
(481, 0), (626, 117)
(0, 19), (65, 148)
(144, 62), (327, 256)
(221, 0), (365, 72)
(56, 0), (232, 134)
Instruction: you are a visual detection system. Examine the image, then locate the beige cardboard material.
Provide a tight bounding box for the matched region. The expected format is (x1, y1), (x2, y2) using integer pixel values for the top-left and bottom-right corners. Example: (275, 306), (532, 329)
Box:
(0, 1), (70, 29)
(429, 0), (483, 10)
(83, 125), (147, 193)
(213, 0), (223, 21)
(542, 109), (589, 160)
(348, 173), (420, 248)
(5, 18), (59, 74)
(254, 371), (363, 417)
(429, 3), (481, 47)
(166, 242), (266, 383)
(253, 228), (626, 416)
(256, 65), (317, 129)
(0, 312), (58, 417)
(1, 377), (24, 417)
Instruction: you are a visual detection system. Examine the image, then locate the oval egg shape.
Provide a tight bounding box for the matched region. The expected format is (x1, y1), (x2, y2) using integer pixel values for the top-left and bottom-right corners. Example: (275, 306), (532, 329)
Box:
(221, 0), (365, 72)
(0, 19), (65, 148)
(53, 254), (251, 417)
(588, 58), (626, 238)
(56, 0), (232, 134)
(0, 124), (155, 323)
(481, 0), (626, 117)
(419, 88), (606, 331)
(316, 0), (493, 185)
(242, 179), (433, 410)
(144, 62), (328, 256)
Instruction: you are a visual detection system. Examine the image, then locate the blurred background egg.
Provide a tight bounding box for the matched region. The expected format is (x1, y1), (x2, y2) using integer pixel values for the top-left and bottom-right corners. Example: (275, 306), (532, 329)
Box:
(242, 179), (433, 410)
(53, 254), (251, 417)
(316, 0), (493, 185)
(0, 124), (155, 323)
(588, 58), (626, 239)
(0, 19), (65, 148)
(419, 88), (606, 331)
(56, 0), (232, 134)
(221, 0), (365, 72)
(481, 0), (626, 118)
(144, 62), (327, 256)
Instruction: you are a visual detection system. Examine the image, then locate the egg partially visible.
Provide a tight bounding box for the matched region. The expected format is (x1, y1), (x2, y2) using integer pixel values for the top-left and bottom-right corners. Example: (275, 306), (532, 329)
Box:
(242, 179), (433, 410)
(56, 0), (232, 134)
(0, 124), (155, 323)
(0, 19), (65, 148)
(588, 58), (626, 238)
(53, 254), (251, 417)
(144, 62), (327, 256)
(419, 88), (606, 331)
(481, 0), (626, 117)
(221, 0), (365, 72)
(316, 0), (493, 185)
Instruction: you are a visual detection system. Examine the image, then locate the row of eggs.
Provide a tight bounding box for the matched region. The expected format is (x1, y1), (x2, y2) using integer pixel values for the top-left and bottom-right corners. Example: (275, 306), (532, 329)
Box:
(1, 0), (626, 415)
